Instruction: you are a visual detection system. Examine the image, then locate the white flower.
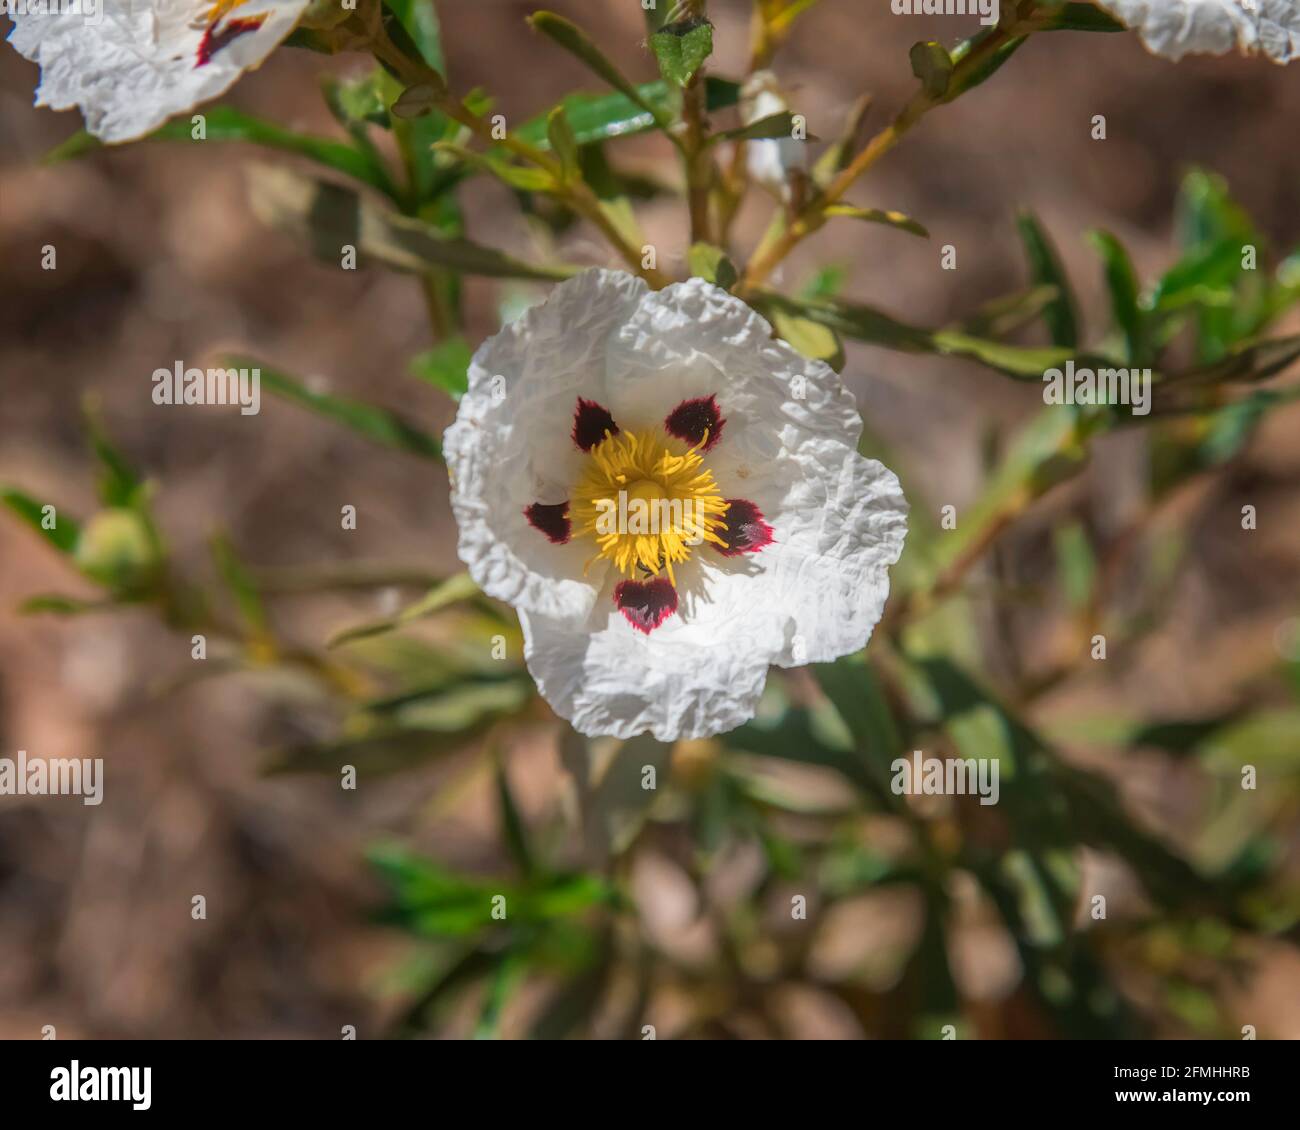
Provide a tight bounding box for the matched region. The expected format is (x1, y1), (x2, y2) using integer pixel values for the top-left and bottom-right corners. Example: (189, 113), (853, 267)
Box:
(6, 0), (310, 143)
(444, 270), (908, 742)
(1098, 0), (1300, 62)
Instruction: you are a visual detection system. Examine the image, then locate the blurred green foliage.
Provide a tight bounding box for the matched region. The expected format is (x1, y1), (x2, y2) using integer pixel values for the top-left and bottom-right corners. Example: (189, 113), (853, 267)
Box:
(10, 0), (1299, 1038)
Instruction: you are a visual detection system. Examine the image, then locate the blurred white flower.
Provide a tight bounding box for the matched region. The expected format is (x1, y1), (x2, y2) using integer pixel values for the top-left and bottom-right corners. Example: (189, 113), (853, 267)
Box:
(6, 0), (310, 143)
(1098, 0), (1299, 62)
(444, 269), (908, 741)
(739, 69), (806, 203)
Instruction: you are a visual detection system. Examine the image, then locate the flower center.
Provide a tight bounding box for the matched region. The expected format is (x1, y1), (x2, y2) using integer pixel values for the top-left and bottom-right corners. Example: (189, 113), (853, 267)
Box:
(570, 428), (728, 583)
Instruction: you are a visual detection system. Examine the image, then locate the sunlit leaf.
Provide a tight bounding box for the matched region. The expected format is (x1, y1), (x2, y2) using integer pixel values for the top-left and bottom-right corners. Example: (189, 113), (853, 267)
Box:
(824, 205), (928, 238)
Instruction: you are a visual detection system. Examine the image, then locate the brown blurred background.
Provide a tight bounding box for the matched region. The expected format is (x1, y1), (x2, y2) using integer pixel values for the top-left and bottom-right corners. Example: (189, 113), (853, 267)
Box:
(2, 0), (1299, 1038)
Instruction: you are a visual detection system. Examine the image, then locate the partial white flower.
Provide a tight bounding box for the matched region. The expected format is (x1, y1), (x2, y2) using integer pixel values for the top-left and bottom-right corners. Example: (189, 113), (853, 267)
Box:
(6, 0), (310, 143)
(739, 69), (806, 203)
(1098, 0), (1300, 63)
(444, 269), (908, 742)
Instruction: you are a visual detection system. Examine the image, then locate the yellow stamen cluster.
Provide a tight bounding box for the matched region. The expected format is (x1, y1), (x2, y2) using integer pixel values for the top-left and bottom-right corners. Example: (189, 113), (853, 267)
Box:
(202, 0), (249, 24)
(570, 428), (728, 583)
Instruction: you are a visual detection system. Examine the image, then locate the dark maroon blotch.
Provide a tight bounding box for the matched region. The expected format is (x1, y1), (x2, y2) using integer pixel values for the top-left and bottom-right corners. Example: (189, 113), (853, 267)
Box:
(572, 398), (619, 452)
(664, 394), (725, 451)
(524, 501), (571, 544)
(714, 498), (774, 557)
(195, 16), (266, 67)
(614, 577), (679, 634)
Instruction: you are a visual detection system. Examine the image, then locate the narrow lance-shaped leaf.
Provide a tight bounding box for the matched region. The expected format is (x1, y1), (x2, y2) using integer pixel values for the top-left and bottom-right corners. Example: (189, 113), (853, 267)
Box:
(712, 110), (805, 144)
(385, 0), (447, 73)
(46, 107), (396, 197)
(528, 11), (673, 131)
(546, 106), (581, 181)
(824, 205), (929, 238)
(494, 752), (535, 878)
(329, 572), (481, 647)
(515, 77), (740, 150)
(1089, 229), (1146, 364)
(246, 164), (577, 281)
(1016, 211), (1080, 348)
(232, 356), (444, 462)
(211, 531), (270, 638)
(82, 397), (142, 508)
(1, 488), (80, 554)
(1038, 2), (1126, 32)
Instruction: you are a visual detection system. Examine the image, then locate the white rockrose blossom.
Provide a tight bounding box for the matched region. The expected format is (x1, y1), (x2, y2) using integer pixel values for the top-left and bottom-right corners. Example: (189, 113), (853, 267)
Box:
(6, 0), (310, 143)
(739, 69), (806, 203)
(444, 269), (908, 741)
(1098, 0), (1300, 63)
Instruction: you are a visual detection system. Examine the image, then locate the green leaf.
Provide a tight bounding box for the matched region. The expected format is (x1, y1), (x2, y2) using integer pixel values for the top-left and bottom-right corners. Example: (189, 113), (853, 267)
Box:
(528, 11), (672, 131)
(1039, 2), (1127, 33)
(384, 0), (446, 73)
(391, 83), (445, 119)
(246, 164), (576, 280)
(1, 488), (79, 554)
(929, 330), (1076, 379)
(765, 304), (846, 372)
(82, 398), (142, 508)
(813, 657), (905, 803)
(769, 0), (827, 33)
(726, 706), (878, 797)
(269, 716), (500, 778)
(812, 93), (872, 188)
(713, 110), (805, 144)
(409, 337), (472, 398)
(754, 291), (934, 352)
(1198, 389), (1290, 464)
(909, 41), (953, 99)
(1168, 335), (1300, 392)
(948, 29), (1027, 97)
(592, 733), (674, 854)
(1016, 211), (1080, 348)
(47, 107), (396, 196)
(211, 532), (269, 637)
(494, 754), (535, 878)
(1088, 230), (1145, 363)
(516, 77), (739, 150)
(546, 106), (580, 181)
(956, 285), (1063, 341)
(687, 242), (737, 289)
(323, 71), (390, 129)
(18, 594), (103, 615)
(1053, 521), (1096, 611)
(824, 204), (929, 238)
(238, 357), (444, 461)
(433, 142), (557, 192)
(329, 572), (481, 647)
(650, 17), (713, 87)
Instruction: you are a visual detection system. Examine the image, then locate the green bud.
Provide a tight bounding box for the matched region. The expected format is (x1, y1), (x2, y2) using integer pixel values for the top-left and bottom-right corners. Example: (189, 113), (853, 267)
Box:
(74, 509), (161, 594)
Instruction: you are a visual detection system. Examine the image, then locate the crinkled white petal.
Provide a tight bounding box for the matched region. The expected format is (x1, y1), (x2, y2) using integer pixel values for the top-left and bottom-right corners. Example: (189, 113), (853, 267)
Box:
(1098, 0), (1300, 62)
(7, 0), (309, 142)
(444, 269), (647, 627)
(448, 270), (908, 740)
